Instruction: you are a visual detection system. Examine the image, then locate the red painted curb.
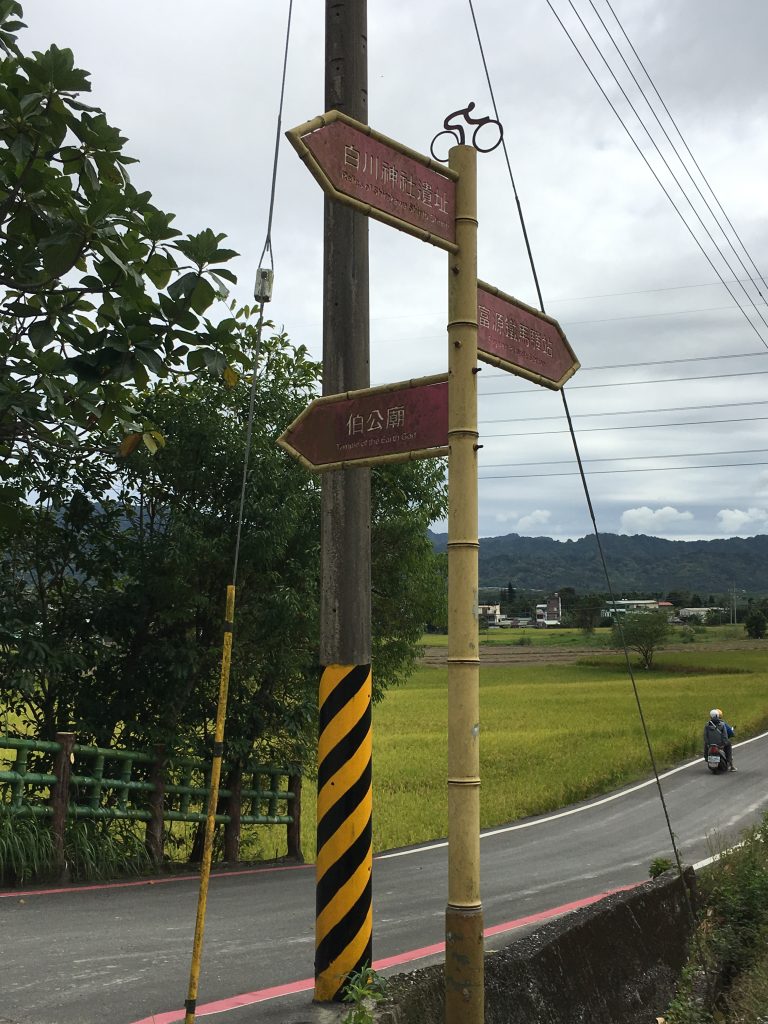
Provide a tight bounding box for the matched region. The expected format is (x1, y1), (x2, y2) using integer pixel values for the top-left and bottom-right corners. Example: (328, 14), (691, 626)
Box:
(0, 862), (311, 900)
(129, 884), (639, 1023)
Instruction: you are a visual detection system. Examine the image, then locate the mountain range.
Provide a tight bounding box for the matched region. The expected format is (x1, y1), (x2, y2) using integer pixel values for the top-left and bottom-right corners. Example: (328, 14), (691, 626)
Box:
(427, 531), (768, 595)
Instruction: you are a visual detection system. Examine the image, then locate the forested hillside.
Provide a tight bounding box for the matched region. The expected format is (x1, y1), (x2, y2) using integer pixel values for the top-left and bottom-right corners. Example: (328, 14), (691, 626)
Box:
(428, 531), (768, 593)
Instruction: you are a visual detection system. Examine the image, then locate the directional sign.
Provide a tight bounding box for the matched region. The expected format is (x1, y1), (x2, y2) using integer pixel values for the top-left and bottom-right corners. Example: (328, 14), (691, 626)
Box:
(278, 375), (449, 472)
(287, 110), (458, 251)
(477, 281), (579, 390)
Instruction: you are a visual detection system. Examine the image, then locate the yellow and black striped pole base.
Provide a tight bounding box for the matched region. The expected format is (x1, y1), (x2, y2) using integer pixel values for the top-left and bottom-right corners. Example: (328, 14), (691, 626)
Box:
(314, 664), (373, 1002)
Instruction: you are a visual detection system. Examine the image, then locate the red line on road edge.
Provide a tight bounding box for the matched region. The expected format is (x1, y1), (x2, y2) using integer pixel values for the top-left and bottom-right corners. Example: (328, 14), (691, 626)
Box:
(0, 863), (310, 900)
(129, 884), (640, 1023)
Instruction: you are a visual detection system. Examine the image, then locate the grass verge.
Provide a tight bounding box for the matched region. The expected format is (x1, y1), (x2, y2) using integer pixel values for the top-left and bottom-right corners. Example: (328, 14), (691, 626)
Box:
(662, 813), (768, 1024)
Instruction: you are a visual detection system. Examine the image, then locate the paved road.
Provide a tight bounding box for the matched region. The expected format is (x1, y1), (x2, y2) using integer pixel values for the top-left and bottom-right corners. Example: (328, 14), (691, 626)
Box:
(2, 732), (767, 1024)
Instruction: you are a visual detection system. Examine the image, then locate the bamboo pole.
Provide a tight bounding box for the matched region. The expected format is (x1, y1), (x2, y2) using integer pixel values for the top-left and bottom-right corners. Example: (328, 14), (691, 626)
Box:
(445, 143), (483, 1024)
(184, 585), (236, 1024)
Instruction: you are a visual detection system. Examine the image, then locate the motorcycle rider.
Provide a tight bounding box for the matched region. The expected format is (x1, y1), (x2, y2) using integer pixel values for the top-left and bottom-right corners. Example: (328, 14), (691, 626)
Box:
(717, 708), (737, 771)
(704, 709), (735, 771)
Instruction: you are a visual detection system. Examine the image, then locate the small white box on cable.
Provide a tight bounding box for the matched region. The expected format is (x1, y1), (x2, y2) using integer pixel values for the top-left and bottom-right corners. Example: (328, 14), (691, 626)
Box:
(254, 268), (274, 303)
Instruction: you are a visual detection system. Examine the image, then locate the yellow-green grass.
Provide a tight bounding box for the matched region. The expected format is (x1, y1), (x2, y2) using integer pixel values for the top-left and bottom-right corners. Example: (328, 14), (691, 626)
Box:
(421, 624), (746, 648)
(294, 648), (768, 862)
(5, 646), (765, 868)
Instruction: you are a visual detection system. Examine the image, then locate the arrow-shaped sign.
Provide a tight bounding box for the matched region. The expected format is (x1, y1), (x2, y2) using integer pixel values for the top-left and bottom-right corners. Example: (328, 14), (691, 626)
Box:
(278, 375), (449, 472)
(477, 281), (579, 390)
(287, 110), (458, 252)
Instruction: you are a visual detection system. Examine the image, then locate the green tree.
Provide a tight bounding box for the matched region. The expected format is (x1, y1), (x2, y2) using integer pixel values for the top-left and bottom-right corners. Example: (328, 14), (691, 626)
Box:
(2, 331), (448, 761)
(573, 594), (603, 635)
(0, 442), (129, 738)
(370, 459), (447, 696)
(0, 3), (247, 526)
(744, 608), (767, 640)
(612, 611), (671, 670)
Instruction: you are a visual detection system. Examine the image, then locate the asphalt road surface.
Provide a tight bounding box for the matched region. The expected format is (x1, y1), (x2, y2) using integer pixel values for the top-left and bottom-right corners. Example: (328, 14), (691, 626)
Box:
(2, 732), (767, 1024)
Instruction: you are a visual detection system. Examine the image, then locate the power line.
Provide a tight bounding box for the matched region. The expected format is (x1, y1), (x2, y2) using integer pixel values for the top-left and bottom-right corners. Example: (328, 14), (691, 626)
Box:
(585, 0), (768, 312)
(562, 302), (765, 327)
(484, 349), (768, 381)
(546, 0), (768, 350)
(603, 0), (768, 303)
(480, 460), (768, 480)
(470, 0), (696, 911)
(480, 399), (768, 425)
(549, 276), (767, 304)
(482, 414), (768, 439)
(565, 0), (768, 337)
(483, 368), (768, 396)
(484, 446), (768, 469)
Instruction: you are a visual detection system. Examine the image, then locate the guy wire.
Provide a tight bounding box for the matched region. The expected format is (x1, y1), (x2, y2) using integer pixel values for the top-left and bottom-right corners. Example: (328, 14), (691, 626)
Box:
(467, 0), (694, 921)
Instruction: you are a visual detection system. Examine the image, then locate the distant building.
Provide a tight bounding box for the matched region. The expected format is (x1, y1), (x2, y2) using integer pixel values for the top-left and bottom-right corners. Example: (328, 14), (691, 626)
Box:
(535, 594), (561, 627)
(678, 607), (725, 622)
(601, 599), (668, 620)
(478, 604), (501, 623)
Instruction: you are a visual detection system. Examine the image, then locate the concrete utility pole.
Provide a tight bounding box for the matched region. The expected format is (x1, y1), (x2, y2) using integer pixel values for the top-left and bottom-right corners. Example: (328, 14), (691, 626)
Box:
(314, 0), (373, 1002)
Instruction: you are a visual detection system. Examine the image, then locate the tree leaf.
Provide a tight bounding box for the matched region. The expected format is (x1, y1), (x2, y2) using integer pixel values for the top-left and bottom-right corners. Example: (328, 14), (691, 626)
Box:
(167, 271), (197, 303)
(118, 432), (142, 457)
(145, 253), (173, 289)
(142, 431), (158, 454)
(189, 277), (215, 316)
(29, 321), (55, 348)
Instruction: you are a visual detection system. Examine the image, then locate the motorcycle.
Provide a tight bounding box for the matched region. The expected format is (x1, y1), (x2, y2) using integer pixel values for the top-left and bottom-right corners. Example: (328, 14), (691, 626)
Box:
(706, 743), (728, 773)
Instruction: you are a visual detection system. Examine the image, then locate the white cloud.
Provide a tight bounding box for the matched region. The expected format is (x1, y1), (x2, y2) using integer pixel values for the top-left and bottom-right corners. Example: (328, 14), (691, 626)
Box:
(516, 510), (552, 533)
(716, 508), (768, 535)
(619, 506), (694, 535)
(20, 2), (768, 545)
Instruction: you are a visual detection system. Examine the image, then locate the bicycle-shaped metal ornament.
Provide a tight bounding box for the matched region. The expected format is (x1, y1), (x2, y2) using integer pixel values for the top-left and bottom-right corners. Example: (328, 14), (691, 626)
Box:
(430, 102), (503, 162)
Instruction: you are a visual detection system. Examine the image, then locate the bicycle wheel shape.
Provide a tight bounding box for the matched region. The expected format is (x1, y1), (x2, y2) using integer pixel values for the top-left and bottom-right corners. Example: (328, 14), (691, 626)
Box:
(430, 129), (462, 163)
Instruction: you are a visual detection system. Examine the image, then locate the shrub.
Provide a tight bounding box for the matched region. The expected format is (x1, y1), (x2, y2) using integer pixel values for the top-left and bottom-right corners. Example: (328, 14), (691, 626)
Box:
(65, 820), (152, 882)
(649, 856), (674, 878)
(664, 813), (768, 1023)
(0, 808), (55, 886)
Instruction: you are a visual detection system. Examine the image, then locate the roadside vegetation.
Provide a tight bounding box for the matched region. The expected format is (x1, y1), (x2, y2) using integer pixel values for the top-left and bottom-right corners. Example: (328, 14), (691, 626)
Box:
(293, 648), (768, 859)
(662, 813), (768, 1024)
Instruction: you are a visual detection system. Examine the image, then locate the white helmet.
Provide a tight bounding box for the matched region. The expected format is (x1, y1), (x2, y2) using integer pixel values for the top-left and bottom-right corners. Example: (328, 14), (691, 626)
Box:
(710, 709), (720, 720)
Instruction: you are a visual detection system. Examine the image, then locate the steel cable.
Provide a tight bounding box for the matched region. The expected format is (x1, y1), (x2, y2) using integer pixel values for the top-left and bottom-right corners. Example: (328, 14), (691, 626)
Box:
(467, 0), (694, 921)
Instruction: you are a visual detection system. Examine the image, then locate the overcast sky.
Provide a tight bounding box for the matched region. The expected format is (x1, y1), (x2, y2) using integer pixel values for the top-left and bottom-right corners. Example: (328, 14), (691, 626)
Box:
(25, 1), (768, 542)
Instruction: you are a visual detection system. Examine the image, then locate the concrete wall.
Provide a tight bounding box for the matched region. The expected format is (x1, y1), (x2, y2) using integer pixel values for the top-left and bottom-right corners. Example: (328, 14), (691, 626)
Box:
(377, 869), (696, 1024)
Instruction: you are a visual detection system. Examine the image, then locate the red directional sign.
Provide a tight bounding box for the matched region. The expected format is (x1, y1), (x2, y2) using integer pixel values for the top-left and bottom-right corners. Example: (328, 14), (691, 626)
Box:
(278, 376), (449, 472)
(287, 111), (457, 251)
(477, 281), (579, 390)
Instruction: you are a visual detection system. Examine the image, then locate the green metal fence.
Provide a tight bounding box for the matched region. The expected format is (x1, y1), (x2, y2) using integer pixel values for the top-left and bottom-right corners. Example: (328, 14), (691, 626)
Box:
(0, 733), (302, 871)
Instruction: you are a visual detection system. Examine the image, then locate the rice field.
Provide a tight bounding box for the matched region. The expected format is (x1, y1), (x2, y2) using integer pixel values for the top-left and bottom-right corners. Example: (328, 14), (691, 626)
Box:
(296, 647), (768, 860)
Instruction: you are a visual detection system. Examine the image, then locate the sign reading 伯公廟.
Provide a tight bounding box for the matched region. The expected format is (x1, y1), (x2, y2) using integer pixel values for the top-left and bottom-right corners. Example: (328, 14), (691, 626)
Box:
(278, 376), (449, 472)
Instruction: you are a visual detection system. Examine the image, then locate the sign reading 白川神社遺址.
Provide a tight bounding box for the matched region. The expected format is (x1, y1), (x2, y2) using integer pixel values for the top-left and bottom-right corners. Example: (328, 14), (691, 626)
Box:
(278, 376), (449, 472)
(287, 111), (457, 250)
(477, 281), (579, 390)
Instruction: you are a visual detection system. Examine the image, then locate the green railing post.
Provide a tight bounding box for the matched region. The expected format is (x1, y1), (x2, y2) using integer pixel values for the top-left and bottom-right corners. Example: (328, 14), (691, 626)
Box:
(89, 753), (105, 810)
(223, 766), (242, 863)
(118, 756), (133, 812)
(287, 773), (303, 863)
(11, 746), (28, 808)
(267, 773), (278, 819)
(51, 732), (75, 879)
